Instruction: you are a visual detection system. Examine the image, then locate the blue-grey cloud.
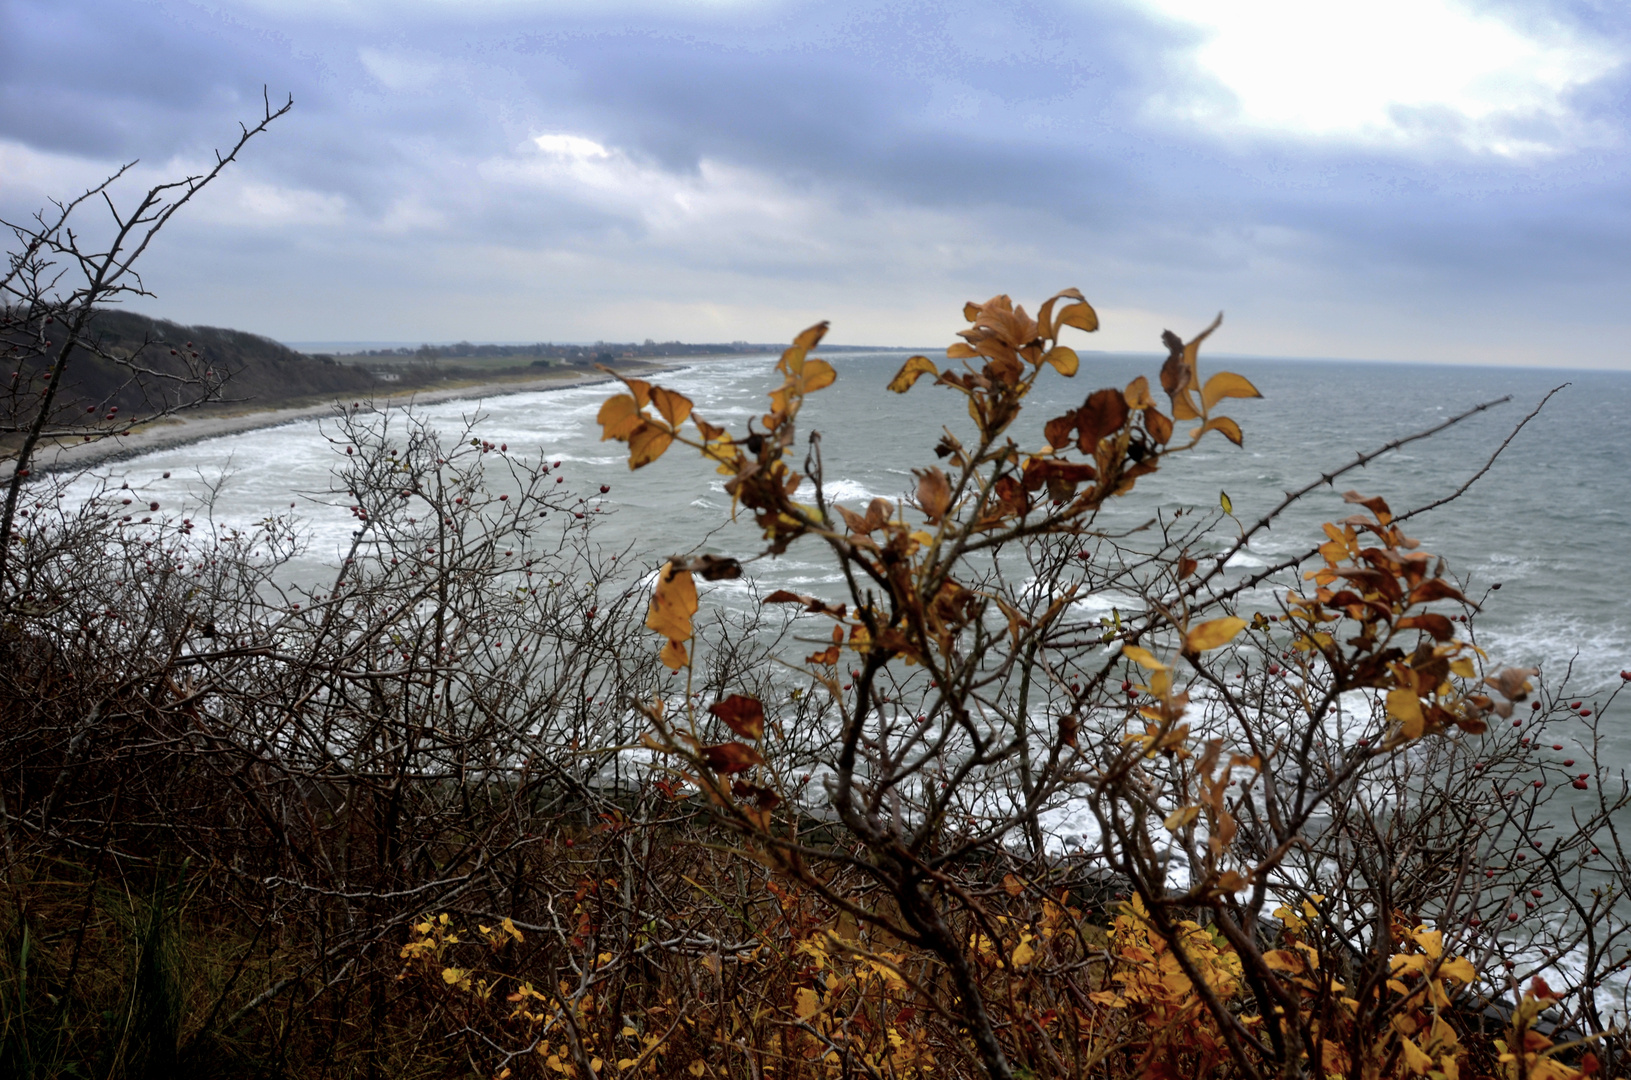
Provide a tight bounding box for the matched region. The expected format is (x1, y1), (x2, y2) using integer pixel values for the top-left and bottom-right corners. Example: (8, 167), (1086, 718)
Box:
(2, 0), (1628, 365)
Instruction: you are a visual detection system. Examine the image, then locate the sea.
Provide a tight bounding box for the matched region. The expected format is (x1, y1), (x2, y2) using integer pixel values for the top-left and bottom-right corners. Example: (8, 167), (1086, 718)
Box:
(69, 348), (1631, 748)
(54, 349), (1631, 997)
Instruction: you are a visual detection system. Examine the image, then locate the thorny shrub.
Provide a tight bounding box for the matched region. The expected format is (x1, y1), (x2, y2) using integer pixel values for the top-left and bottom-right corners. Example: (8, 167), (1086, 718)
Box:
(584, 292), (1631, 1080)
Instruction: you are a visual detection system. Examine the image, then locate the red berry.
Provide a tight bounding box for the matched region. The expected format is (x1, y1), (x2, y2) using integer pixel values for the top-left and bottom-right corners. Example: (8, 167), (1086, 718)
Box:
(600, 484), (610, 493)
(1579, 709), (1593, 717)
(1572, 701), (1583, 709)
(1563, 759), (1575, 766)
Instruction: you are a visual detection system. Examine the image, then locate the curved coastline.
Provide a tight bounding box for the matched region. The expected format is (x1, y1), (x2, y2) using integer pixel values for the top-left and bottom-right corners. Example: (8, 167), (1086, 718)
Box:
(14, 361), (685, 479)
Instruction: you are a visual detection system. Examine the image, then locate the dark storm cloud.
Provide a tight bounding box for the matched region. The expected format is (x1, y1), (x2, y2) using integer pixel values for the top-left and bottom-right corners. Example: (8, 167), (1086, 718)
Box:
(2, 0), (1627, 362)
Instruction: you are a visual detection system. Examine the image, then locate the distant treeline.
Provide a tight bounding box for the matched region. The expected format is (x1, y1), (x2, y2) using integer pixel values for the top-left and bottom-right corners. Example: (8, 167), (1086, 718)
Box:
(342, 339), (892, 363)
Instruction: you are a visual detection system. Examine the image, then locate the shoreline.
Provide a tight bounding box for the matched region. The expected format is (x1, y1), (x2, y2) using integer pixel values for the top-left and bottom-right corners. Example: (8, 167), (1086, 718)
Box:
(15, 361), (685, 478)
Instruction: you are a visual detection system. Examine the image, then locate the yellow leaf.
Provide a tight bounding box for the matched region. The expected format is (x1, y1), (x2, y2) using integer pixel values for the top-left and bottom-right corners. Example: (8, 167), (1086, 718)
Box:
(801, 358), (836, 393)
(1220, 490), (1233, 515)
(659, 638), (689, 671)
(1121, 645), (1168, 670)
(1400, 1035), (1434, 1076)
(597, 395), (644, 442)
(794, 987), (821, 1020)
(1123, 375), (1153, 410)
(1011, 939), (1036, 966)
(649, 386), (694, 427)
(792, 321), (828, 352)
(1450, 657), (1476, 678)
(687, 1061), (706, 1077)
(1186, 616), (1246, 652)
(1262, 949), (1303, 973)
(888, 355), (938, 392)
(1190, 416), (1244, 446)
(646, 564), (698, 643)
(1054, 300), (1099, 334)
(628, 423), (674, 469)
(1439, 956), (1476, 984)
(1200, 371), (1262, 412)
(1387, 687), (1426, 738)
(1041, 346), (1078, 376)
(1164, 806), (1200, 831)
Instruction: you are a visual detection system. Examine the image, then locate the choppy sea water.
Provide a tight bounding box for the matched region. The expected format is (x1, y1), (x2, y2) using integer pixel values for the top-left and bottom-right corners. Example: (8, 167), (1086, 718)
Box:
(76, 349), (1631, 710)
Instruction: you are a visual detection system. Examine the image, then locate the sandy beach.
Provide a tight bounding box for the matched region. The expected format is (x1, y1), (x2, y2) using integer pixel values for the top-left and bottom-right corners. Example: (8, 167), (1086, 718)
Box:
(13, 362), (677, 479)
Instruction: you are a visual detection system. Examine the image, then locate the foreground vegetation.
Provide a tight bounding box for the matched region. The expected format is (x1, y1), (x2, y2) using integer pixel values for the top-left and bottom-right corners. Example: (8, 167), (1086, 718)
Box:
(5, 99), (1631, 1080)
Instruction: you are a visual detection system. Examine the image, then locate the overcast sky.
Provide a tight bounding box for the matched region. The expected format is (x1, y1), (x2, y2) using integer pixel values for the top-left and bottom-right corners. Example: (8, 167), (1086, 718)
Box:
(3, 0), (1629, 365)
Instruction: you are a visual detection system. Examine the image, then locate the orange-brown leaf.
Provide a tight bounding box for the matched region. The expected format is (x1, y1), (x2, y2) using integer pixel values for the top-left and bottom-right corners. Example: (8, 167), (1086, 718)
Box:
(915, 467), (952, 524)
(1043, 413), (1076, 451)
(702, 741), (763, 775)
(709, 694), (766, 740)
(1144, 408), (1173, 444)
(1397, 613), (1455, 641)
(628, 423), (675, 468)
(1341, 490), (1393, 523)
(1077, 389), (1129, 449)
(1408, 579), (1466, 606)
